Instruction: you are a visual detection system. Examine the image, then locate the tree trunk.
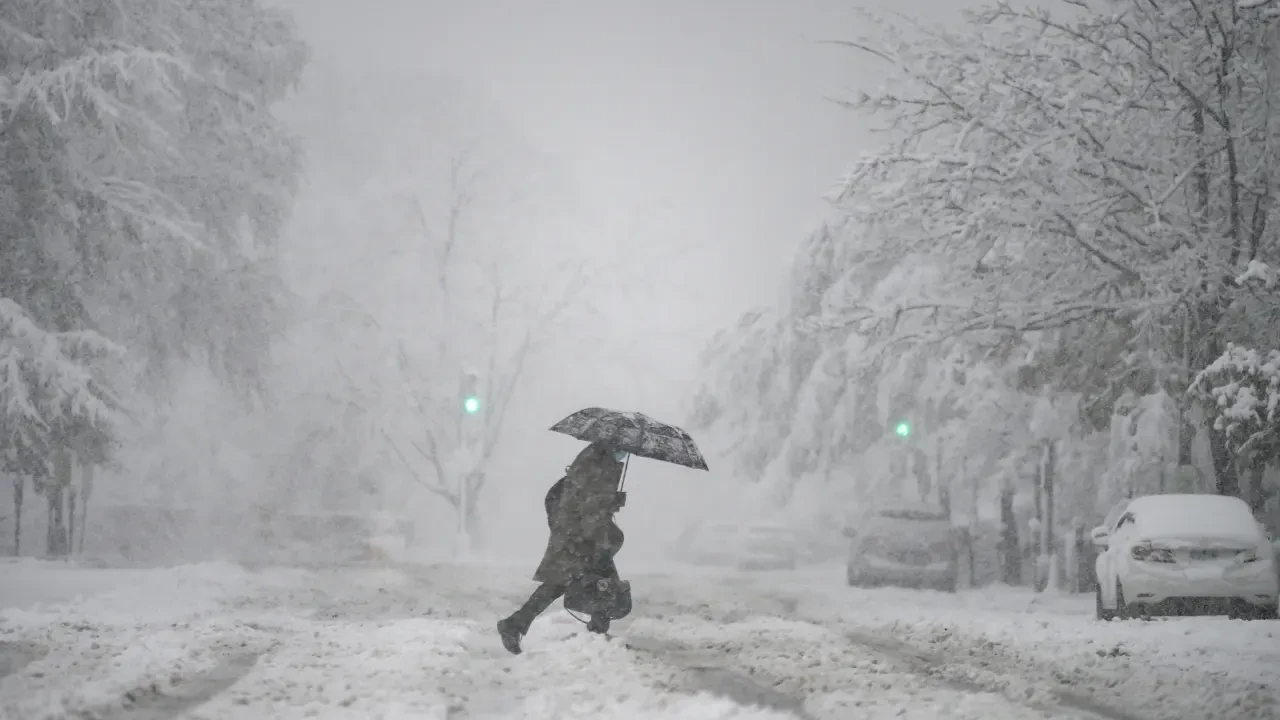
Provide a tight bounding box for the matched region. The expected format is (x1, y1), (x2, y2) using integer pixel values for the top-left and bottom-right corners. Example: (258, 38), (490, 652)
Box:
(933, 444), (943, 505)
(46, 450), (73, 557)
(1177, 312), (1194, 467)
(914, 448), (931, 500)
(956, 525), (974, 589)
(66, 487), (77, 556)
(1036, 441), (1057, 593)
(1033, 456), (1043, 530)
(1032, 450), (1043, 590)
(1074, 524), (1091, 593)
(12, 475), (23, 556)
(78, 462), (94, 554)
(1246, 453), (1267, 516)
(1043, 441), (1056, 589)
(1044, 441), (1056, 559)
(1207, 423), (1242, 497)
(967, 526), (976, 587)
(46, 485), (65, 557)
(1000, 488), (1020, 585)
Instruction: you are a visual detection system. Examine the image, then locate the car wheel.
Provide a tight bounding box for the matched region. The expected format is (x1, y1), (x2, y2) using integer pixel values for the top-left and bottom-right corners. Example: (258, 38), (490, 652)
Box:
(1115, 582), (1130, 619)
(1095, 585), (1115, 621)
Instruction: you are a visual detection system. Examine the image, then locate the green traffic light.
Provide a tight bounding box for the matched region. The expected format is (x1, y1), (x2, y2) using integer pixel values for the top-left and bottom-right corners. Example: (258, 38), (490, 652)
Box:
(463, 396), (480, 414)
(894, 421), (910, 437)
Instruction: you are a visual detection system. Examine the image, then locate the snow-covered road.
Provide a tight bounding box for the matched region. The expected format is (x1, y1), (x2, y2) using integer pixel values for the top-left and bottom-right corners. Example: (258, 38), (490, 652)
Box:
(1, 559), (1275, 719)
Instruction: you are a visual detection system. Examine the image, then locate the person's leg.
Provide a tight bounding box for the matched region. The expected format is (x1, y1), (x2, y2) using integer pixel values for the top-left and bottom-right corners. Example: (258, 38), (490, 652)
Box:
(509, 582), (566, 633)
(585, 614), (610, 634)
(498, 582), (565, 654)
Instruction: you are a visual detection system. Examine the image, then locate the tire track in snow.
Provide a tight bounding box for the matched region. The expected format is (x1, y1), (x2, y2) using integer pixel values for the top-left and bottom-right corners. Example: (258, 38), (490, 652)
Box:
(622, 634), (819, 719)
(746, 584), (1264, 720)
(84, 650), (265, 720)
(631, 583), (1139, 719)
(838, 627), (1142, 720)
(739, 586), (1145, 720)
(0, 641), (48, 681)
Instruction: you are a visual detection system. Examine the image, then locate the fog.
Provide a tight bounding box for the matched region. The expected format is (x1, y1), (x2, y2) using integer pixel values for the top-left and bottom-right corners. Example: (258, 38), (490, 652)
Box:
(239, 0), (964, 568)
(6, 4), (1277, 714)
(2, 0), (968, 567)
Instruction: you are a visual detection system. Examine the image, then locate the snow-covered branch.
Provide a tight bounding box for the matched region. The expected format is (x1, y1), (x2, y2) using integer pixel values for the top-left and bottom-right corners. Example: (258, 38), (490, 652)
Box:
(1192, 343), (1280, 459)
(0, 0), (307, 397)
(818, 1), (1277, 355)
(0, 298), (122, 471)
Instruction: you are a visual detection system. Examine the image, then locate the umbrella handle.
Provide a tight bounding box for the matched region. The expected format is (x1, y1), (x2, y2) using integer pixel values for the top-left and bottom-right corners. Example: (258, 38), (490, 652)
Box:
(618, 454), (630, 492)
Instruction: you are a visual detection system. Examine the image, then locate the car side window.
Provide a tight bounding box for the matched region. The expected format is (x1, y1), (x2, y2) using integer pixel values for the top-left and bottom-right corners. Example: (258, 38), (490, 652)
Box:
(1114, 512), (1135, 532)
(1102, 501), (1129, 533)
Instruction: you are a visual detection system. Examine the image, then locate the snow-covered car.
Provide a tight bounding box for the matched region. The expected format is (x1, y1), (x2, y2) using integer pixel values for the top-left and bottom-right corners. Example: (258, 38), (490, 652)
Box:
(1092, 494), (1279, 620)
(844, 506), (958, 592)
(674, 523), (800, 571)
(738, 524), (802, 571)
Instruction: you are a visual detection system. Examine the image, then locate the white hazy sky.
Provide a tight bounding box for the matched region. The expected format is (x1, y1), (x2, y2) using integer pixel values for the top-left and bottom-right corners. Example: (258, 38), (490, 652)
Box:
(272, 0), (971, 559)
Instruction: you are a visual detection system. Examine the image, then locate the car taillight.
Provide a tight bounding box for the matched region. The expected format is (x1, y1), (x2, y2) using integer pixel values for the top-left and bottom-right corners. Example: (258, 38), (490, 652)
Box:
(1235, 549), (1261, 564)
(1131, 543), (1176, 563)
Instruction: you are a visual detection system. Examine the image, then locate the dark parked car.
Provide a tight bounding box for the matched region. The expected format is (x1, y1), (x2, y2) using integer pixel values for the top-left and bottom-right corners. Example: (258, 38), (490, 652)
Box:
(845, 506), (958, 592)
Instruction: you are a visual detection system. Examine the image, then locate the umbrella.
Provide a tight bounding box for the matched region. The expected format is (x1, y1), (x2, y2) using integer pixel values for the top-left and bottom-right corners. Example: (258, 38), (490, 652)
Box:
(549, 407), (710, 471)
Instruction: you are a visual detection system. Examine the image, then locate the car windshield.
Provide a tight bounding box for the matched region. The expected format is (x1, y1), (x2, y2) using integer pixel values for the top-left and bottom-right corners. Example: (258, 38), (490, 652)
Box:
(745, 527), (795, 553)
(859, 514), (953, 556)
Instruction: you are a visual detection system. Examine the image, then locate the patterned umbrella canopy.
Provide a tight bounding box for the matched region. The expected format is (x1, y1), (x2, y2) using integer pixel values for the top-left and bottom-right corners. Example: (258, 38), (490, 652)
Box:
(549, 407), (710, 471)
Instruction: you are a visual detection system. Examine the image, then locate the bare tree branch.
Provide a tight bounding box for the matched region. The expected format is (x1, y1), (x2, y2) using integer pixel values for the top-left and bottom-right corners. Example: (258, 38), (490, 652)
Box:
(380, 428), (457, 507)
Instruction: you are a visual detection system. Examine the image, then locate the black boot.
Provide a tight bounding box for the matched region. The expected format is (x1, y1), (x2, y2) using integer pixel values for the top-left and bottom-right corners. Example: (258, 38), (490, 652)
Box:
(586, 614), (610, 634)
(497, 617), (523, 655)
(499, 582), (567, 654)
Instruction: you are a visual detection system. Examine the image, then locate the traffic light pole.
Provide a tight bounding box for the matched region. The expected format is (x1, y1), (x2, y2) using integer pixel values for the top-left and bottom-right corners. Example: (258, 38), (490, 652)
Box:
(456, 369), (483, 558)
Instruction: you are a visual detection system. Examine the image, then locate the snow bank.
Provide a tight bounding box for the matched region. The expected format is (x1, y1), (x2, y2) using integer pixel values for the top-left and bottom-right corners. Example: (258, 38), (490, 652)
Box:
(0, 560), (315, 720)
(2, 614), (281, 720)
(190, 617), (466, 718)
(0, 559), (256, 619)
(0, 558), (156, 611)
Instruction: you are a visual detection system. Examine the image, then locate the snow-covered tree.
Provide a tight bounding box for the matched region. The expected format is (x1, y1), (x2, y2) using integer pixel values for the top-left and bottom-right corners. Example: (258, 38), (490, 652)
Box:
(1, 0), (307, 395)
(1193, 343), (1280, 510)
(0, 299), (120, 553)
(685, 0), (1280, 583)
(1, 1), (305, 554)
(815, 0), (1280, 495)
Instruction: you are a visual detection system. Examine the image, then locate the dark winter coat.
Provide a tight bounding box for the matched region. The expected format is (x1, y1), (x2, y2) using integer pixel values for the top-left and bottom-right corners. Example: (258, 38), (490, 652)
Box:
(545, 475), (625, 556)
(533, 443), (624, 584)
